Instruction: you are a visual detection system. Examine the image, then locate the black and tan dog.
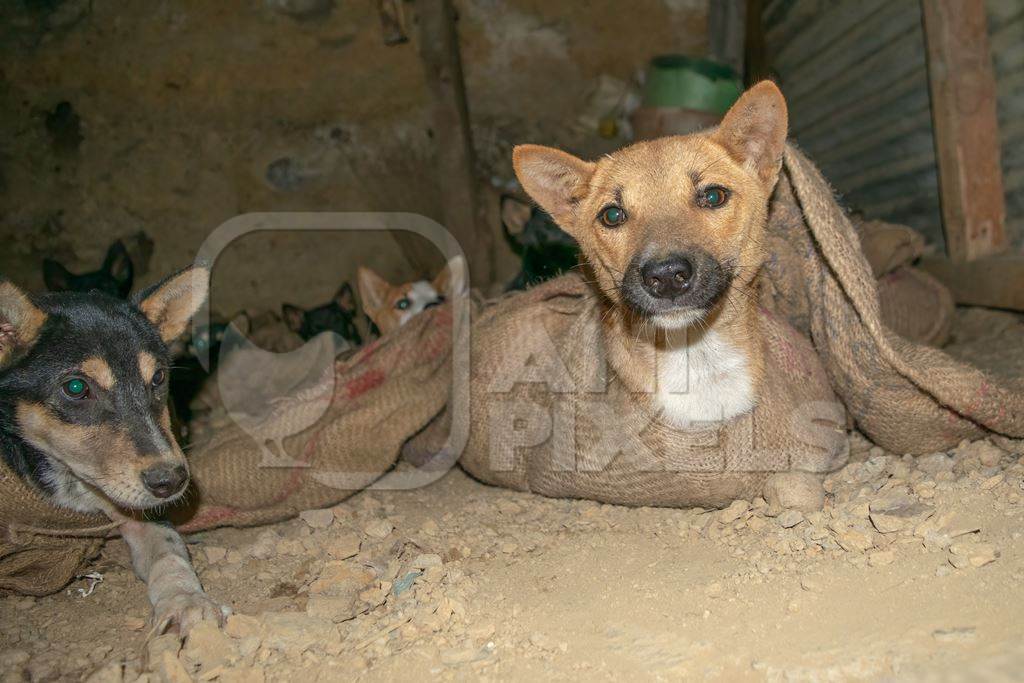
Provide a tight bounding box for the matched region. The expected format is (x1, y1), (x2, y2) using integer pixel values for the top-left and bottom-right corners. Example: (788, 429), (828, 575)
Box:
(0, 266), (227, 635)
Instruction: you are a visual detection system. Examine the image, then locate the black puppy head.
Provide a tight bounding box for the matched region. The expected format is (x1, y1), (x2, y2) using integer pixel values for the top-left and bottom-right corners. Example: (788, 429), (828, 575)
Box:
(43, 239), (134, 299)
(282, 282), (361, 344)
(0, 268), (209, 510)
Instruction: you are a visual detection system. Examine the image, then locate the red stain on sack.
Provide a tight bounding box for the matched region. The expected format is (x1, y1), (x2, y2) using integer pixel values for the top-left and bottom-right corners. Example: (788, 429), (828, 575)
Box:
(345, 369), (385, 399)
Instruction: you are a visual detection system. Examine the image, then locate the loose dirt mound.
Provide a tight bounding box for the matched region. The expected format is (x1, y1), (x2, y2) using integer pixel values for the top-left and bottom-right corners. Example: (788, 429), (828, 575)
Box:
(1, 429), (1022, 681)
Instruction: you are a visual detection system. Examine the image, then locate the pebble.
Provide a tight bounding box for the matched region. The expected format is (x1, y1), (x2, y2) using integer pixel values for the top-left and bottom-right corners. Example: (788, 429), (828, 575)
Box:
(306, 595), (363, 623)
(777, 510), (804, 529)
(300, 509), (335, 529)
(718, 500), (749, 524)
(182, 621), (238, 671)
(146, 633), (181, 667)
(869, 495), (934, 534)
(411, 553), (443, 569)
(153, 651), (191, 683)
(763, 472), (826, 512)
(949, 542), (998, 568)
(836, 529), (874, 553)
(248, 531), (280, 560)
(325, 533), (361, 560)
(916, 453), (954, 474)
(962, 440), (1006, 467)
(225, 614), (262, 640)
(932, 627), (977, 643)
(363, 519), (394, 539)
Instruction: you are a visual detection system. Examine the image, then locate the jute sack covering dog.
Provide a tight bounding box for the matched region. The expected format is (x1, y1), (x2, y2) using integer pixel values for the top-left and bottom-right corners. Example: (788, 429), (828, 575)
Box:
(454, 273), (847, 508)
(0, 305), (453, 595)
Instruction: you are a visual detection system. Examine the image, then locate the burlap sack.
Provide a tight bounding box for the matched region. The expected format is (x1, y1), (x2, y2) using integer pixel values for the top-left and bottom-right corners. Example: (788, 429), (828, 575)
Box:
(454, 275), (848, 508)
(763, 193), (952, 348)
(776, 146), (1024, 452)
(0, 304), (453, 594)
(855, 219), (927, 278)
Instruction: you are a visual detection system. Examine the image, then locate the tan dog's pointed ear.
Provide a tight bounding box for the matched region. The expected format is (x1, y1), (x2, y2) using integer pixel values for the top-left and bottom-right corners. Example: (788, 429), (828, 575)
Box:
(433, 255), (466, 298)
(133, 267), (210, 344)
(357, 266), (390, 314)
(0, 280), (47, 366)
(711, 80), (788, 186)
(512, 145), (595, 233)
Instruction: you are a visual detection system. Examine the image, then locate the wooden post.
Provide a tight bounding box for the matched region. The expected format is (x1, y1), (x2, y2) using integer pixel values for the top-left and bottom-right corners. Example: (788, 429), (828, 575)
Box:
(709, 0), (746, 76)
(416, 0), (493, 286)
(922, 0), (1007, 262)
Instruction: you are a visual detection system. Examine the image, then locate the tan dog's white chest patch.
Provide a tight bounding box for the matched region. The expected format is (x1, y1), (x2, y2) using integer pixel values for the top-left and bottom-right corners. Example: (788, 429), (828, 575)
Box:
(654, 327), (754, 428)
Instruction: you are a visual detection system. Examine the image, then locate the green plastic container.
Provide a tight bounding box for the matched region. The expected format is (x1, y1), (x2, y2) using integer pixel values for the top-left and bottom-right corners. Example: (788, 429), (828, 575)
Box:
(641, 55), (742, 115)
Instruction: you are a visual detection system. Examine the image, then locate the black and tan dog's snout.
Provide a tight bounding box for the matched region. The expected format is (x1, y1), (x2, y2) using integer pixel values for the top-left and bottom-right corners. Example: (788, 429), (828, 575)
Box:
(140, 462), (189, 499)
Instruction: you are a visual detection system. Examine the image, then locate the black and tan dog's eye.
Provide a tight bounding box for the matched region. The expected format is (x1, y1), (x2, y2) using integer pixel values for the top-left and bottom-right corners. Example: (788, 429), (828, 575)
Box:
(697, 186), (729, 209)
(599, 205), (627, 227)
(151, 369), (166, 387)
(395, 298), (411, 311)
(62, 378), (90, 400)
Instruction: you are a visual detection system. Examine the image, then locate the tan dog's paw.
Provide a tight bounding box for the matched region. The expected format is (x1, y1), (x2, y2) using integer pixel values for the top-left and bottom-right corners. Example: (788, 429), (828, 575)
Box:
(152, 591), (231, 637)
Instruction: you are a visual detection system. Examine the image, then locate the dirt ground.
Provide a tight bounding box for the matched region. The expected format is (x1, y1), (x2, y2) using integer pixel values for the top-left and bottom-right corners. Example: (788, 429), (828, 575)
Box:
(1, 426), (1023, 682)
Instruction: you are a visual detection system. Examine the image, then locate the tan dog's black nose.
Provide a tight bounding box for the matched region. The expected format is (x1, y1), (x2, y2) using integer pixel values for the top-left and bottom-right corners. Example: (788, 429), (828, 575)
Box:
(141, 464), (188, 498)
(641, 255), (694, 299)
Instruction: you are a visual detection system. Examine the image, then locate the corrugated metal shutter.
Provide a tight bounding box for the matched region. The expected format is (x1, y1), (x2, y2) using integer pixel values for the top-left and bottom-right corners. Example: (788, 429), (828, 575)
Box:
(764, 0), (1023, 250)
(763, 0), (942, 248)
(988, 0), (1024, 246)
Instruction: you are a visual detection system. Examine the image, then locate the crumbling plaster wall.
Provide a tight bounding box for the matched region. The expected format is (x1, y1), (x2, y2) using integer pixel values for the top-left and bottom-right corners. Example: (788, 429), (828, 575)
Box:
(0, 0), (707, 315)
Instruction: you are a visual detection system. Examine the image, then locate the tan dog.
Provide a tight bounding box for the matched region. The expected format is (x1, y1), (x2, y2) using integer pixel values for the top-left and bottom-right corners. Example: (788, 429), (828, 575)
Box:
(358, 256), (465, 335)
(513, 81), (787, 427)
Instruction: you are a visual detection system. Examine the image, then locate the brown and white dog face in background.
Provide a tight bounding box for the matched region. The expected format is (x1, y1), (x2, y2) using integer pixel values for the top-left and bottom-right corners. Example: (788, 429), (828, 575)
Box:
(358, 256), (465, 336)
(0, 268), (209, 513)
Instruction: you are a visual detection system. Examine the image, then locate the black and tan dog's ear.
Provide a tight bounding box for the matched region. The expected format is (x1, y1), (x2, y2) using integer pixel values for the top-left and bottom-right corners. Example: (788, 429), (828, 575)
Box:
(281, 304), (306, 333)
(103, 239), (134, 296)
(512, 145), (595, 233)
(133, 267), (210, 344)
(334, 282), (357, 314)
(0, 279), (47, 365)
(711, 80), (788, 186)
(42, 258), (72, 292)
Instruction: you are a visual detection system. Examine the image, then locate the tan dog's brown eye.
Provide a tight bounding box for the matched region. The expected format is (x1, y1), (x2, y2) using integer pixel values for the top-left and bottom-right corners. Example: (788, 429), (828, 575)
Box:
(151, 369), (165, 387)
(698, 186), (729, 208)
(395, 298), (411, 311)
(599, 205), (627, 227)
